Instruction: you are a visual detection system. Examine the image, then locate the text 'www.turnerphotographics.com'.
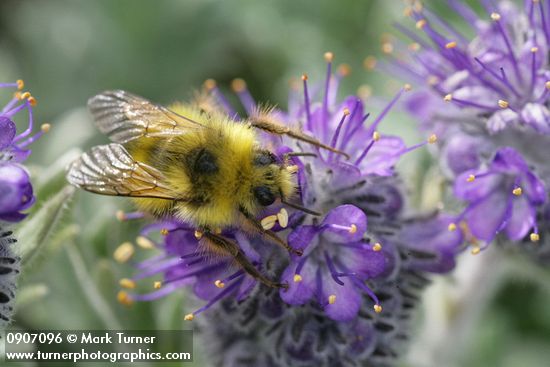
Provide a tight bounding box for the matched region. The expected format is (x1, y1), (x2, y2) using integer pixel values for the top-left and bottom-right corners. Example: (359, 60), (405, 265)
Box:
(1, 330), (193, 363)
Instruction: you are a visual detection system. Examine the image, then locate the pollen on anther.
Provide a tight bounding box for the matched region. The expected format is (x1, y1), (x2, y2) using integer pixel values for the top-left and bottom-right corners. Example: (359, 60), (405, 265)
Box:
(546, 81), (550, 90)
(531, 47), (539, 53)
(194, 230), (203, 240)
(416, 19), (427, 29)
(115, 210), (126, 221)
(154, 281), (162, 289)
(428, 134), (437, 144)
(214, 280), (225, 289)
(324, 52), (334, 63)
(349, 224), (357, 234)
(136, 236), (155, 249)
(338, 64), (351, 76)
(16, 79), (24, 90)
(372, 131), (381, 141)
(184, 313), (194, 321)
(41, 123), (51, 133)
(408, 42), (421, 51)
(20, 91), (30, 100)
(471, 247), (481, 255)
(491, 12), (501, 21)
(374, 304), (383, 313)
(444, 94), (453, 102)
(445, 41), (457, 49)
(160, 228), (169, 236)
(117, 291), (133, 306)
(530, 233), (540, 242)
(363, 56), (377, 70)
(498, 99), (509, 109)
(293, 274), (303, 283)
(204, 79), (216, 90)
(404, 83), (412, 91)
(343, 108), (351, 116)
(448, 223), (457, 231)
(382, 42), (394, 54)
(301, 74), (308, 81)
(277, 208), (289, 228)
(119, 278), (136, 289)
(512, 187), (523, 196)
(231, 78), (246, 92)
(261, 215), (278, 230)
(328, 295), (337, 304)
(372, 243), (382, 251)
(467, 174), (476, 182)
(114, 242), (135, 263)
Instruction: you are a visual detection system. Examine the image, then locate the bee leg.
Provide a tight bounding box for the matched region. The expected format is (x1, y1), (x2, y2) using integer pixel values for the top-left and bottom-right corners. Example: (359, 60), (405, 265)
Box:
(239, 209), (303, 256)
(202, 231), (288, 290)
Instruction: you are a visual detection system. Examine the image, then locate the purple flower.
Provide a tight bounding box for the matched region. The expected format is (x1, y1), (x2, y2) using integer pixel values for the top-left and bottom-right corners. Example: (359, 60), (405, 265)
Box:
(0, 81), (45, 222)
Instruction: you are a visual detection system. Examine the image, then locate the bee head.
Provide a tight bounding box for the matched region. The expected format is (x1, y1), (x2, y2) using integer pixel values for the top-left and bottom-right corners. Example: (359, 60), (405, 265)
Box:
(251, 150), (295, 207)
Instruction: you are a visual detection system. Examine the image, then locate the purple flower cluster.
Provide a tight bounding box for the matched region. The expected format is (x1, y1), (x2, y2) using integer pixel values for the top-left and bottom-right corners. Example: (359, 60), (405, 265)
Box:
(0, 81), (45, 222)
(391, 0), (550, 251)
(115, 54), (462, 365)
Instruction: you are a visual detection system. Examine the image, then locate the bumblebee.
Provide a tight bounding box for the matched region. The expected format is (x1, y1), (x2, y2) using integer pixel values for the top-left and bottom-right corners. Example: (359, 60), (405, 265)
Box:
(67, 90), (347, 288)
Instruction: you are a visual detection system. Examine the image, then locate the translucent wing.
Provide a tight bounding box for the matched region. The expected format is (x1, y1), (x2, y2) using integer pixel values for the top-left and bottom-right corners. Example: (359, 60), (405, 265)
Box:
(67, 143), (182, 199)
(88, 90), (204, 144)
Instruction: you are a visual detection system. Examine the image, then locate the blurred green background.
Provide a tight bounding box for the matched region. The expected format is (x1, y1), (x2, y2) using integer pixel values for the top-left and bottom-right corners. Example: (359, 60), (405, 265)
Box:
(1, 0), (550, 366)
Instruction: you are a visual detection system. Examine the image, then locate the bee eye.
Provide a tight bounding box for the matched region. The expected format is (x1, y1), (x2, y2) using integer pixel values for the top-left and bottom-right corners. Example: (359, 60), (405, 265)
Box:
(253, 151), (277, 166)
(253, 186), (276, 206)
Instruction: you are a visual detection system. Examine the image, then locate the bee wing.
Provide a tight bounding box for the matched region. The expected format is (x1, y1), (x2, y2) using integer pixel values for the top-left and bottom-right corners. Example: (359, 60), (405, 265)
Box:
(67, 143), (181, 200)
(88, 90), (204, 144)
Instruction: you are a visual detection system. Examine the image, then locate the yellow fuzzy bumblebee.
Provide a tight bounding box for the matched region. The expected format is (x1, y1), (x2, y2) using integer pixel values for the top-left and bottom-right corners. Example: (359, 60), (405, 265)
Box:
(67, 90), (347, 288)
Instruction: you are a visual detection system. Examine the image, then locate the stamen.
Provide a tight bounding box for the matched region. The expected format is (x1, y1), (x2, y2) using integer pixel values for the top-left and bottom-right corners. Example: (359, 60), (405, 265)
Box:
(328, 294), (337, 304)
(374, 304), (383, 313)
(16, 123), (51, 148)
(160, 228), (169, 236)
(136, 236), (156, 249)
(467, 174), (475, 182)
(293, 274), (303, 283)
(445, 41), (457, 49)
(119, 278), (136, 289)
(302, 74), (312, 129)
(117, 291), (133, 306)
(277, 208), (289, 228)
(153, 281), (162, 289)
(512, 187), (522, 196)
(329, 107), (352, 154)
(372, 242), (382, 251)
(16, 79), (24, 90)
(416, 19), (427, 29)
(261, 215), (278, 230)
(428, 134), (437, 144)
(322, 51), (334, 140)
(194, 230), (203, 239)
(328, 223), (358, 234)
(214, 280), (225, 288)
(231, 78), (256, 115)
(204, 79), (238, 118)
(448, 223), (457, 231)
(113, 242), (135, 263)
(184, 314), (194, 321)
(530, 233), (540, 242)
(116, 210), (145, 221)
(337, 63), (351, 76)
(498, 99), (509, 109)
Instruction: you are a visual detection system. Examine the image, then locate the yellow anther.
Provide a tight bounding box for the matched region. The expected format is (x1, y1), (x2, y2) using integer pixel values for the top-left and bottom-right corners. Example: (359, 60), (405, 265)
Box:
(416, 19), (427, 29)
(286, 165), (299, 174)
(427, 75), (439, 85)
(293, 274), (303, 283)
(471, 247), (481, 255)
(28, 96), (37, 106)
(349, 224), (358, 234)
(113, 242), (135, 263)
(40, 123), (50, 133)
(382, 42), (394, 54)
(160, 228), (169, 236)
(328, 294), (337, 304)
(491, 12), (501, 21)
(448, 223), (457, 231)
(408, 42), (421, 51)
(119, 278), (136, 289)
(358, 85), (373, 100)
(512, 187), (522, 196)
(20, 91), (30, 100)
(301, 74), (308, 81)
(546, 81), (550, 90)
(16, 79), (24, 90)
(428, 134), (437, 144)
(154, 281), (162, 289)
(467, 174), (476, 182)
(498, 99), (509, 109)
(324, 51), (334, 63)
(117, 291), (133, 306)
(404, 83), (412, 91)
(277, 208), (289, 228)
(115, 210), (126, 221)
(184, 313), (194, 321)
(338, 63), (351, 76)
(204, 78), (216, 90)
(194, 230), (203, 240)
(261, 215), (278, 230)
(531, 47), (539, 53)
(372, 131), (381, 141)
(444, 94), (453, 102)
(404, 6), (413, 17)
(374, 304), (383, 313)
(343, 108), (351, 116)
(363, 56), (377, 70)
(214, 280), (225, 289)
(231, 78), (246, 92)
(136, 236), (155, 249)
(372, 243), (382, 252)
(445, 41), (457, 49)
(530, 233), (540, 242)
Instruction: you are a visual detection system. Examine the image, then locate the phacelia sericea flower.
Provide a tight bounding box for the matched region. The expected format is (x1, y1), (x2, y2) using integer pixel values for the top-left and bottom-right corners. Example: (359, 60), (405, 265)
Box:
(385, 0), (550, 255)
(0, 80), (45, 327)
(112, 53), (462, 366)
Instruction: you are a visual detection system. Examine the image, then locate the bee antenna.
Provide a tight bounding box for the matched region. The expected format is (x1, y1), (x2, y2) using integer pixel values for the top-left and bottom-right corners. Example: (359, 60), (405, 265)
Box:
(281, 199), (321, 216)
